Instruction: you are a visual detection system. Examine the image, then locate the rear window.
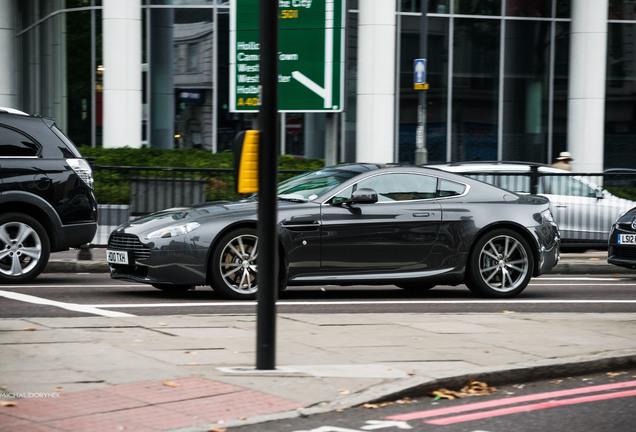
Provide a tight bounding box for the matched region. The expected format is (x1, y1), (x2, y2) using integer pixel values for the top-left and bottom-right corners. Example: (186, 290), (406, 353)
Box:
(0, 125), (41, 157)
(51, 125), (83, 158)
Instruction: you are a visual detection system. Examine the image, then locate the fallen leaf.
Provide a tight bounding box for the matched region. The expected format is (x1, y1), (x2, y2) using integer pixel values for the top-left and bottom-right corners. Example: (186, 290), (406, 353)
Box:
(22, 327), (36, 331)
(607, 372), (626, 378)
(498, 310), (515, 314)
(1, 401), (17, 407)
(184, 351), (197, 355)
(363, 403), (379, 409)
(162, 380), (180, 387)
(208, 428), (227, 432)
(431, 390), (459, 399)
(338, 389), (350, 395)
(407, 371), (416, 376)
(186, 363), (200, 366)
(430, 379), (496, 399)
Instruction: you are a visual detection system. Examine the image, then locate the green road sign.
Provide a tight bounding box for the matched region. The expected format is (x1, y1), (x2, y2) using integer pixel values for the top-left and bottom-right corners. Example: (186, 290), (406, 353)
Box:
(230, 0), (345, 112)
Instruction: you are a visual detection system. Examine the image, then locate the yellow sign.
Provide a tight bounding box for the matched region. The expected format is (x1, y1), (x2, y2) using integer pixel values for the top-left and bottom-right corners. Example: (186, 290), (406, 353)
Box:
(414, 83), (429, 90)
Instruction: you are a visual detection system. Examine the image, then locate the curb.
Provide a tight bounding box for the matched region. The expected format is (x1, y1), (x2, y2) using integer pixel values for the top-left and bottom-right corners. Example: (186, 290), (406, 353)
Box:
(174, 352), (636, 431)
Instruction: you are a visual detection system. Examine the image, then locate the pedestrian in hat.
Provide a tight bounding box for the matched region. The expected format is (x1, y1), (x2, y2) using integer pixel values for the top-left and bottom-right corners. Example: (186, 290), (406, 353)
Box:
(552, 151), (573, 171)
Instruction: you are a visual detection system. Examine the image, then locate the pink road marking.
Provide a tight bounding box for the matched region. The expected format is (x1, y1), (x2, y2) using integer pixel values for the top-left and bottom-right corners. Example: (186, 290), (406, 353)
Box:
(426, 388), (636, 425)
(387, 379), (636, 421)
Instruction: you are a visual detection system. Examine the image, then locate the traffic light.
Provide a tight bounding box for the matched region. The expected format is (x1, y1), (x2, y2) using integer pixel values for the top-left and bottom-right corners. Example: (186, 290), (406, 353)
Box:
(233, 130), (260, 193)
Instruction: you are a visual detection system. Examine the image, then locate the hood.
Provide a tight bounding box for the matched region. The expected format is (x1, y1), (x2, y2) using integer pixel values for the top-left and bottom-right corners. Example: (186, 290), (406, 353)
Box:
(113, 198), (259, 235)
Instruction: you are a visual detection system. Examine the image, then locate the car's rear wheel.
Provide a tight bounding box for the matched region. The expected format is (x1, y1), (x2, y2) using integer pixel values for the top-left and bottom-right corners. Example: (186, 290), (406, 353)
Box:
(211, 228), (260, 300)
(466, 229), (533, 298)
(0, 213), (50, 283)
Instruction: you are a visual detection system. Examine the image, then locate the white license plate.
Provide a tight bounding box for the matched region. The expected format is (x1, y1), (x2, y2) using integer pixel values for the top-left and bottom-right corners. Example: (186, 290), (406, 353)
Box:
(618, 234), (636, 245)
(106, 250), (129, 264)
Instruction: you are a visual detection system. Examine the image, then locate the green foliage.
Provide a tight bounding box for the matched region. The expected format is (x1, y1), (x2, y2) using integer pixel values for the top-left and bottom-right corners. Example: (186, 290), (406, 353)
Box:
(79, 146), (324, 171)
(81, 147), (325, 207)
(606, 187), (636, 202)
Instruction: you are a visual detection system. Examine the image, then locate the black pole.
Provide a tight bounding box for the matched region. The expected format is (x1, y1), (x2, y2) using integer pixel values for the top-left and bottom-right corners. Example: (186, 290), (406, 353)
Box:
(256, 0), (279, 370)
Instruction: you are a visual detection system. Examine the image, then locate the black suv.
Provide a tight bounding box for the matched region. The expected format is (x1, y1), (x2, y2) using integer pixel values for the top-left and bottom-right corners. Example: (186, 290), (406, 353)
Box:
(0, 107), (98, 283)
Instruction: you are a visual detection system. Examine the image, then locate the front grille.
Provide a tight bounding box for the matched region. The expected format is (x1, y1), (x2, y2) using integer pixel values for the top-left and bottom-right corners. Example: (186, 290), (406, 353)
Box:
(611, 246), (636, 260)
(108, 233), (151, 260)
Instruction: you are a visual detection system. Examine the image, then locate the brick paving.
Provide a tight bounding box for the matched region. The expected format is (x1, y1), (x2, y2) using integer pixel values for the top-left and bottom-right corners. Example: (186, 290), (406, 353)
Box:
(0, 377), (305, 431)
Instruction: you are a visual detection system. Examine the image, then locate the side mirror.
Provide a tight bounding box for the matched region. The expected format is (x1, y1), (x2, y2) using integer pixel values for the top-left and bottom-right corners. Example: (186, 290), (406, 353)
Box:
(596, 188), (604, 199)
(350, 188), (378, 204)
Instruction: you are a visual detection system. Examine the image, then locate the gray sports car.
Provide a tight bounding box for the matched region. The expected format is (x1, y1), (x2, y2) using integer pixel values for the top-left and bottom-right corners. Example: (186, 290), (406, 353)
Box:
(107, 164), (560, 299)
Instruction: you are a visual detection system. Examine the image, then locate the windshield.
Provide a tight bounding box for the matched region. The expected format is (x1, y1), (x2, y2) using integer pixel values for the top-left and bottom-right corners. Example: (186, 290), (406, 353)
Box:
(277, 168), (359, 202)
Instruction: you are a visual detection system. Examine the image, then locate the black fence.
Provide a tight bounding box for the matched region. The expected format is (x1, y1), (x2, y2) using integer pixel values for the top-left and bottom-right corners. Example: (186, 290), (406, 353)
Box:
(91, 165), (636, 247)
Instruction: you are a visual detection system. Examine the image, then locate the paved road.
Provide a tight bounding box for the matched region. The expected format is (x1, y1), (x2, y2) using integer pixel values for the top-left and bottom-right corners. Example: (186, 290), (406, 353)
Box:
(224, 368), (636, 432)
(1, 273), (636, 318)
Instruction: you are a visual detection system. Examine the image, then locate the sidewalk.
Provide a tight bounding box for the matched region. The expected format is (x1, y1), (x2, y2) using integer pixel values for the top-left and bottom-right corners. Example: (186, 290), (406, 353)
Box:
(0, 252), (635, 431)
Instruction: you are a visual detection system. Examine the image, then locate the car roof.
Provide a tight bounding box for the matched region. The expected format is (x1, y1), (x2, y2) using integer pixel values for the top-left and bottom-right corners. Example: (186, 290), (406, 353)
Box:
(427, 161), (569, 174)
(0, 107), (29, 116)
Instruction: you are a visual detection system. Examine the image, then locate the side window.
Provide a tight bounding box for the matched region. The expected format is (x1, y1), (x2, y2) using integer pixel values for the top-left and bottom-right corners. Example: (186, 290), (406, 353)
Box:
(331, 185), (353, 204)
(0, 126), (40, 157)
(356, 173), (437, 202)
(542, 176), (596, 197)
(438, 179), (466, 197)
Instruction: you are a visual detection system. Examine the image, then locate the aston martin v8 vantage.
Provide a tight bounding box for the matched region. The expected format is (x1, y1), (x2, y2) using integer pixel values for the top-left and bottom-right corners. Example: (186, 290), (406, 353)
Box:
(107, 164), (560, 299)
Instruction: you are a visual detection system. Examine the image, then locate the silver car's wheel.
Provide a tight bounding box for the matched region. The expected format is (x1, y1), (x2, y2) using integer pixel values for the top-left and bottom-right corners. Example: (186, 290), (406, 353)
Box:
(466, 229), (533, 298)
(0, 213), (50, 283)
(211, 228), (259, 300)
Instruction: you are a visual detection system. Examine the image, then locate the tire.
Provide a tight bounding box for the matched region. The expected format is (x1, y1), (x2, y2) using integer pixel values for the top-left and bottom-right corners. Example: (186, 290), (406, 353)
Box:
(466, 229), (534, 298)
(152, 284), (195, 293)
(0, 213), (51, 283)
(210, 228), (260, 300)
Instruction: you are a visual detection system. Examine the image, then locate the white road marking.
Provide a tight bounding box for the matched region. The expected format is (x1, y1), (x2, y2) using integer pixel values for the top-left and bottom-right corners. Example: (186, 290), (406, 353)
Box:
(0, 290), (136, 317)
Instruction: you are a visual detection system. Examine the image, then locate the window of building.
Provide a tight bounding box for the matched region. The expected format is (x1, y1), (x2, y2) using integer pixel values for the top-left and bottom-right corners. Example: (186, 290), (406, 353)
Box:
(451, 18), (500, 161)
(604, 22), (636, 169)
(454, 0), (501, 16)
(502, 19), (551, 162)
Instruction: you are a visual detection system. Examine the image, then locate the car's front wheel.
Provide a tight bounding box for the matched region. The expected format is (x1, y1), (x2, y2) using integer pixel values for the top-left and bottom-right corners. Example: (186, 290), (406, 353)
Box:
(0, 213), (51, 283)
(210, 228), (260, 300)
(466, 229), (533, 298)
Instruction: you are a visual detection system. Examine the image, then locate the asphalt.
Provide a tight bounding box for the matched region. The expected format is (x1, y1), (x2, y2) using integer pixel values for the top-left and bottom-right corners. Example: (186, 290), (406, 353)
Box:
(1, 250), (635, 431)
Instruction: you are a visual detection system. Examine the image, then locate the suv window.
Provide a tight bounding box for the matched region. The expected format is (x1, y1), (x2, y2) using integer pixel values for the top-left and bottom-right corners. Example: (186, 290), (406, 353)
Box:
(0, 126), (41, 157)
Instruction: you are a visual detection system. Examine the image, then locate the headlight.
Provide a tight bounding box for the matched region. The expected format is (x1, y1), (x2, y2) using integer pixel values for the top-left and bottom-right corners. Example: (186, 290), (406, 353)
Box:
(542, 209), (555, 223)
(145, 222), (200, 239)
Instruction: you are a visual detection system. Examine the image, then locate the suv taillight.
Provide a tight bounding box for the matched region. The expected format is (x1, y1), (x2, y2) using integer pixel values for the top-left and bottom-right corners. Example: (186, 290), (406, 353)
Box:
(67, 158), (94, 189)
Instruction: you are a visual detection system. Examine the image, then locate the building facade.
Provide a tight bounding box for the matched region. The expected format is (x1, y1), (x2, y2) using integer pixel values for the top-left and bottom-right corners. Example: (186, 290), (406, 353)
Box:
(1, 0), (635, 171)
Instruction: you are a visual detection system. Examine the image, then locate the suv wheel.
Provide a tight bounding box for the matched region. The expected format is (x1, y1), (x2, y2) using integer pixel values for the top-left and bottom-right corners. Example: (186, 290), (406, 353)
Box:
(0, 213), (51, 283)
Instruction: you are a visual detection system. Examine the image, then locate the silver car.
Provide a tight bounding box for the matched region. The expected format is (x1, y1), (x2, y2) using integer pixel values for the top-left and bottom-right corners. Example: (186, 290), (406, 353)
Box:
(430, 162), (636, 248)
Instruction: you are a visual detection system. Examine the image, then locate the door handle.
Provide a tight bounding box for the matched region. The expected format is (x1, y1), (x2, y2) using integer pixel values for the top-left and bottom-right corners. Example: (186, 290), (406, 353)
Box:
(413, 212), (432, 217)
